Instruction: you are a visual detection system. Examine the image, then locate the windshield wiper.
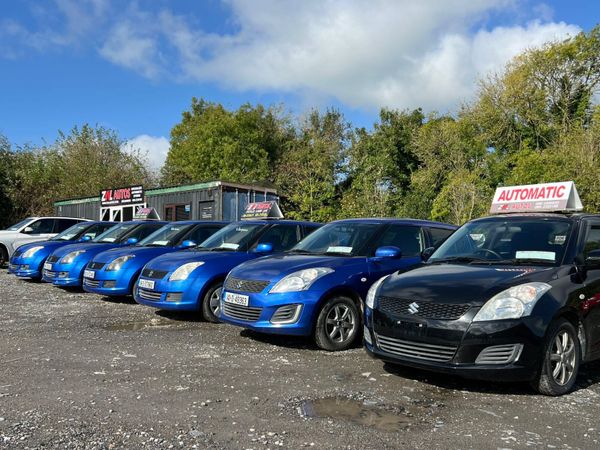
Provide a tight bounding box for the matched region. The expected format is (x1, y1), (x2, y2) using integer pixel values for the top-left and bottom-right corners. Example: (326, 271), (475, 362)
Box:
(288, 249), (317, 255)
(429, 256), (492, 264)
(494, 258), (555, 266)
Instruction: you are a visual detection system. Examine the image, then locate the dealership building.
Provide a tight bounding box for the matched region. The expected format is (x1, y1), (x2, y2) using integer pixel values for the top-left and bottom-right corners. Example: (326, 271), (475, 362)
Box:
(53, 181), (279, 222)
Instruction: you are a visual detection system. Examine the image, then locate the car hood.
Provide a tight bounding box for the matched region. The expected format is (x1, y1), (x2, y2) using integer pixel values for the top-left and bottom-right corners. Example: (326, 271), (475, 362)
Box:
(0, 231), (22, 238)
(51, 242), (124, 258)
(144, 249), (250, 272)
(92, 246), (176, 263)
(379, 263), (558, 306)
(231, 254), (363, 280)
(16, 240), (64, 253)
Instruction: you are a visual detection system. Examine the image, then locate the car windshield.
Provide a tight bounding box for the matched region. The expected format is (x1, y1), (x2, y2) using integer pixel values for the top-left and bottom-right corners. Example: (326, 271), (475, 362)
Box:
(138, 224), (193, 247)
(93, 223), (136, 243)
(51, 223), (91, 241)
(429, 218), (573, 266)
(6, 218), (34, 231)
(290, 222), (381, 256)
(198, 223), (265, 251)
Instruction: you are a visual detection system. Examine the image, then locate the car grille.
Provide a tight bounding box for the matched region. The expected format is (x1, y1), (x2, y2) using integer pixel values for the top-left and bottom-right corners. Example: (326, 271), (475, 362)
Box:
(378, 296), (471, 320)
(475, 344), (523, 365)
(84, 279), (101, 288)
(43, 269), (57, 278)
(224, 276), (270, 293)
(88, 261), (105, 270)
(222, 302), (262, 321)
(47, 255), (60, 263)
(141, 268), (169, 279)
(138, 289), (163, 301)
(375, 333), (458, 362)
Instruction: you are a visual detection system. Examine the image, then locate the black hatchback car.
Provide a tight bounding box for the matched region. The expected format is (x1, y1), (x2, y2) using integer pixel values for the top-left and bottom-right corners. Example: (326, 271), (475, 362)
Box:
(365, 211), (600, 395)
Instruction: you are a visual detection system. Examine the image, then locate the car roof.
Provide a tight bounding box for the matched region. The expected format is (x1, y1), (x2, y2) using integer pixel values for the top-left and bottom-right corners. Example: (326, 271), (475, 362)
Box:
(161, 220), (229, 226)
(329, 218), (457, 229)
(26, 217), (91, 221)
(470, 213), (588, 223)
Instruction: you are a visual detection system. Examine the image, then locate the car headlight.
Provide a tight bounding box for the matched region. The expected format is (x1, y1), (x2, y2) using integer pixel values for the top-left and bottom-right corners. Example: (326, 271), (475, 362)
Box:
(61, 250), (86, 264)
(366, 275), (390, 309)
(473, 282), (552, 322)
(106, 255), (135, 271)
(269, 267), (334, 293)
(169, 261), (205, 281)
(22, 246), (43, 258)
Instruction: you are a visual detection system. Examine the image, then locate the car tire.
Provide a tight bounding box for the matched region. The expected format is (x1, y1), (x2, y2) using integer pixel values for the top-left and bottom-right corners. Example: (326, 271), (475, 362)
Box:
(201, 283), (223, 323)
(314, 296), (361, 351)
(531, 318), (580, 396)
(0, 246), (7, 268)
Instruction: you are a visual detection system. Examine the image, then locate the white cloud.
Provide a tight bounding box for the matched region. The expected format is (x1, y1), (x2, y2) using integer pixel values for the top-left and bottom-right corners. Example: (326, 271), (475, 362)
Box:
(96, 0), (581, 111)
(122, 135), (170, 171)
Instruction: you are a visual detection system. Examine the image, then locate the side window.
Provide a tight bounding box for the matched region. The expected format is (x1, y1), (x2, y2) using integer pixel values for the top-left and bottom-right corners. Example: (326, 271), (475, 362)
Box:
(371, 225), (424, 257)
(428, 227), (454, 247)
(257, 225), (301, 252)
(186, 226), (222, 245)
(55, 219), (79, 233)
(24, 219), (55, 234)
(583, 224), (600, 258)
(128, 225), (163, 242)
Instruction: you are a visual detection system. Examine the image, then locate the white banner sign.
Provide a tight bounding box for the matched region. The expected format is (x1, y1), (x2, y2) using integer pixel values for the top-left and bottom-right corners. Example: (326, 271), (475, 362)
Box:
(490, 181), (583, 214)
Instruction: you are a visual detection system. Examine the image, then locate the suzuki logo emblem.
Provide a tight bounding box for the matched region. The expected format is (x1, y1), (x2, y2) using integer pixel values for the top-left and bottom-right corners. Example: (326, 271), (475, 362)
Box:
(408, 302), (419, 315)
(148, 270), (154, 278)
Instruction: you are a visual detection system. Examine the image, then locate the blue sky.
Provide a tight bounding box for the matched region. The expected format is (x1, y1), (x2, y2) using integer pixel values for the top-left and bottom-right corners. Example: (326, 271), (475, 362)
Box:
(0, 1), (598, 169)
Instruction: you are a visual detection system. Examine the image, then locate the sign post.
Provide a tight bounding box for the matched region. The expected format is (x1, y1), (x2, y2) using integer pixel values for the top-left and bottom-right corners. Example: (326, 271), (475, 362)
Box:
(100, 185), (144, 207)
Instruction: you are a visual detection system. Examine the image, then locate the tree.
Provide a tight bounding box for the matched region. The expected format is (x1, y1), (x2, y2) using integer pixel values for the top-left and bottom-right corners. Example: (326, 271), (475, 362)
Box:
(0, 135), (16, 228)
(340, 109), (423, 218)
(277, 109), (350, 222)
(162, 98), (291, 185)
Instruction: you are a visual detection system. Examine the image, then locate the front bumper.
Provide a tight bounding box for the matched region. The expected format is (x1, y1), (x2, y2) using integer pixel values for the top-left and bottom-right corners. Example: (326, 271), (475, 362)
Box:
(8, 256), (43, 278)
(364, 306), (546, 382)
(133, 275), (207, 311)
(82, 267), (137, 296)
(41, 261), (87, 287)
(218, 289), (322, 336)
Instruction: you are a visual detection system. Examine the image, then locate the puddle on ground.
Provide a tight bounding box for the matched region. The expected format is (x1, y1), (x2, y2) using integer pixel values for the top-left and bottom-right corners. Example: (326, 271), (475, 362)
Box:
(104, 318), (195, 331)
(300, 397), (412, 432)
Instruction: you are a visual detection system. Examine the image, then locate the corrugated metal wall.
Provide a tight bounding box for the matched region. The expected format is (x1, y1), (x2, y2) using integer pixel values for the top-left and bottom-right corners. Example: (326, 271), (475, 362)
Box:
(55, 201), (101, 220)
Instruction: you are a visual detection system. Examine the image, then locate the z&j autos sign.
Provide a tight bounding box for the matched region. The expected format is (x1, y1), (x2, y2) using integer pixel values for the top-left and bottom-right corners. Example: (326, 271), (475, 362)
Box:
(490, 181), (583, 214)
(100, 185), (144, 207)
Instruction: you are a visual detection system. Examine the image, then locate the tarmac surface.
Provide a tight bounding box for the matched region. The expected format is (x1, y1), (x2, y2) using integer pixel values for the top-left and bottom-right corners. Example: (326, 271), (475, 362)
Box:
(1, 270), (600, 449)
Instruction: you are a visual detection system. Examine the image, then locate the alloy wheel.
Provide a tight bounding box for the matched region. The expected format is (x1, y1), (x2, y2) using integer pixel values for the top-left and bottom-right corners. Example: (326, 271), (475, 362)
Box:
(209, 287), (222, 316)
(550, 330), (576, 386)
(325, 304), (356, 343)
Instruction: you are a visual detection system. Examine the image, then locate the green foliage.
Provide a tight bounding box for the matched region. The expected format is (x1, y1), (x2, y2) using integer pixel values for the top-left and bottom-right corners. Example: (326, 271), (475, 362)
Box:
(276, 109), (350, 222)
(162, 98), (291, 185)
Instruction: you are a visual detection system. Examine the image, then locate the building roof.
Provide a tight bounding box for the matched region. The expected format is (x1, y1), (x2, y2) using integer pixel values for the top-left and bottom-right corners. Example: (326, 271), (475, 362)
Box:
(53, 180), (278, 206)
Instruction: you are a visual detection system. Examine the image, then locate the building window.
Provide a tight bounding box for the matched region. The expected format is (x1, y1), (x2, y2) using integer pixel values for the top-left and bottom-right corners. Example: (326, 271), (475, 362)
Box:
(165, 204), (191, 221)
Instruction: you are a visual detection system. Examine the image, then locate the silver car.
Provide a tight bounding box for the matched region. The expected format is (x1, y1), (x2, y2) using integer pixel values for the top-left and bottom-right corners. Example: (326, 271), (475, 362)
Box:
(0, 217), (88, 266)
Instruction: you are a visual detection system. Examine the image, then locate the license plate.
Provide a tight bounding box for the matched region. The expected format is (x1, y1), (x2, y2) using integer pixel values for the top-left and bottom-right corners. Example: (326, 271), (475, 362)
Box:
(395, 320), (427, 339)
(223, 291), (249, 306)
(44, 262), (52, 271)
(138, 279), (155, 290)
(84, 269), (95, 279)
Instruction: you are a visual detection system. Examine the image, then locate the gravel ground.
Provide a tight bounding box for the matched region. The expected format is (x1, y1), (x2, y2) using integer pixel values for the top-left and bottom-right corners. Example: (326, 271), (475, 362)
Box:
(1, 270), (600, 449)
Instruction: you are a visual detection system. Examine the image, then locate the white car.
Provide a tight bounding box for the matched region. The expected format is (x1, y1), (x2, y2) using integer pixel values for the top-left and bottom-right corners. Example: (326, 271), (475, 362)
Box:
(0, 217), (88, 266)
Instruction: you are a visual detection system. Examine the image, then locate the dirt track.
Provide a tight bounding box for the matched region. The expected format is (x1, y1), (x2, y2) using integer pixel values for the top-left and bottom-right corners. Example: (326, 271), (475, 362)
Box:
(1, 270), (599, 449)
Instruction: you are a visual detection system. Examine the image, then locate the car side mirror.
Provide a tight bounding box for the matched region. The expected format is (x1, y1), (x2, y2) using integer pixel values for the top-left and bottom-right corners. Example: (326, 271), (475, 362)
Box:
(255, 242), (274, 253)
(180, 240), (196, 248)
(372, 246), (402, 261)
(585, 249), (600, 268)
(126, 237), (138, 245)
(421, 246), (435, 262)
(22, 226), (34, 234)
(80, 235), (92, 242)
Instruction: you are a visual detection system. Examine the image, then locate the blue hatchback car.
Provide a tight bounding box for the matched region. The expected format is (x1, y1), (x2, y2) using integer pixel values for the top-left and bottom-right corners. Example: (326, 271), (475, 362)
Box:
(42, 220), (167, 287)
(133, 220), (320, 321)
(219, 219), (457, 351)
(8, 221), (116, 279)
(82, 221), (227, 296)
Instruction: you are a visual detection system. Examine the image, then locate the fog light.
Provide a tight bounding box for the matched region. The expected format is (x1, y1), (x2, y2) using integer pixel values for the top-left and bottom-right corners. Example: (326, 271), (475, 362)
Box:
(270, 304), (302, 324)
(21, 264), (29, 270)
(363, 325), (373, 345)
(59, 272), (69, 278)
(103, 280), (116, 288)
(166, 293), (183, 302)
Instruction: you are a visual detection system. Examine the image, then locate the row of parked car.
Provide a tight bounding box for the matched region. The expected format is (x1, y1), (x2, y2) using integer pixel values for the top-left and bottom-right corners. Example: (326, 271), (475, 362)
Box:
(5, 184), (600, 396)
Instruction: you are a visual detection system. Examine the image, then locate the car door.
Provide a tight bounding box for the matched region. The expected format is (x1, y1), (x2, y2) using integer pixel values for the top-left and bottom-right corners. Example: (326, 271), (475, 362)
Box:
(366, 223), (425, 283)
(576, 219), (600, 359)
